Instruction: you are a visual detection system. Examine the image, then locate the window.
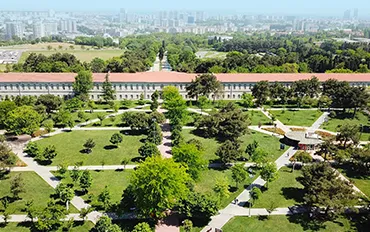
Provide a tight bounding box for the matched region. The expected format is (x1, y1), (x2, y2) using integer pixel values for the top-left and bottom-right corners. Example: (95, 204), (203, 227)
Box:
(147, 95), (150, 99)
(125, 84), (127, 90)
(227, 94), (230, 99)
(120, 85), (122, 90)
(130, 85), (133, 90)
(125, 95), (127, 99)
(233, 94), (235, 98)
(119, 95), (122, 99)
(136, 85), (139, 90)
(130, 95), (133, 99)
(62, 84), (65, 90)
(180, 85), (183, 90)
(91, 95), (94, 99)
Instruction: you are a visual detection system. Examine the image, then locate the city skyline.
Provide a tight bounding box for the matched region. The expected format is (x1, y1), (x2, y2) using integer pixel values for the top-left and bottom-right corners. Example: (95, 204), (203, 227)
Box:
(1, 0), (369, 16)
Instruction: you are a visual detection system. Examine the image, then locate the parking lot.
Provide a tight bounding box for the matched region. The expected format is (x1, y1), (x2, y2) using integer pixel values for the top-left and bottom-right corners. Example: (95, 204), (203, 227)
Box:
(0, 50), (23, 64)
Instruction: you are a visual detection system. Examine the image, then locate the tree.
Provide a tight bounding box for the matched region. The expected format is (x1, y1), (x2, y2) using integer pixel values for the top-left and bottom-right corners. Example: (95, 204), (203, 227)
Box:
(24, 141), (40, 158)
(35, 201), (66, 231)
(90, 57), (106, 73)
(231, 164), (247, 188)
(129, 156), (191, 218)
(241, 93), (254, 108)
(138, 142), (160, 159)
(295, 151), (313, 165)
(77, 111), (88, 122)
(5, 106), (42, 135)
(79, 170), (92, 193)
(172, 143), (206, 180)
(72, 70), (93, 100)
(150, 90), (160, 112)
(43, 119), (54, 134)
(121, 158), (130, 170)
(245, 140), (259, 158)
(298, 163), (356, 218)
(336, 121), (360, 148)
(163, 86), (188, 124)
(79, 206), (93, 220)
(252, 81), (270, 106)
(10, 174), (25, 200)
(260, 162), (278, 189)
(183, 219), (193, 232)
(132, 222), (151, 232)
(83, 138), (96, 154)
(146, 120), (162, 145)
(94, 216), (122, 232)
(37, 145), (57, 164)
(249, 187), (262, 217)
(216, 140), (242, 164)
(213, 177), (230, 200)
(187, 74), (223, 101)
(110, 133), (123, 147)
(0, 143), (17, 170)
(97, 114), (105, 126)
(177, 192), (219, 220)
(98, 186), (112, 210)
(251, 148), (269, 167)
(101, 73), (116, 102)
(36, 94), (63, 114)
(0, 101), (16, 128)
(56, 184), (75, 211)
(25, 200), (37, 222)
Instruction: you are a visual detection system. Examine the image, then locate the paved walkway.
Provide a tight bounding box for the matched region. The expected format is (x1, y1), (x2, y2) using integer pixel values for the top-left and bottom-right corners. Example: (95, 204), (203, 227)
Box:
(259, 108), (290, 133)
(201, 112), (330, 232)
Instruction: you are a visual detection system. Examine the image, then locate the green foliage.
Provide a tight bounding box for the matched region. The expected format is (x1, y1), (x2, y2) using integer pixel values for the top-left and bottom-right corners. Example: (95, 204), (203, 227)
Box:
(231, 164), (247, 188)
(216, 140), (242, 164)
(101, 73), (116, 102)
(110, 133), (123, 147)
(146, 120), (162, 145)
(73, 70), (93, 99)
(186, 74), (223, 100)
(43, 119), (54, 133)
(251, 148), (269, 167)
(129, 156), (191, 218)
(177, 192), (219, 220)
(245, 140), (259, 158)
(79, 170), (92, 193)
(186, 138), (204, 151)
(36, 94), (63, 114)
(149, 111), (166, 124)
(83, 138), (96, 153)
(132, 222), (152, 232)
(172, 143), (206, 180)
(336, 121), (361, 148)
(294, 151), (313, 164)
(90, 57), (106, 72)
(10, 174), (25, 200)
(94, 216), (122, 232)
(0, 143), (17, 169)
(260, 162), (278, 189)
(138, 142), (160, 159)
(183, 219), (193, 232)
(250, 187), (262, 205)
(34, 201), (67, 231)
(213, 176), (230, 200)
(98, 186), (112, 210)
(163, 86), (188, 124)
(0, 100), (16, 128)
(298, 163), (357, 218)
(241, 93), (254, 108)
(252, 81), (270, 106)
(5, 105), (42, 135)
(36, 145), (57, 164)
(150, 90), (160, 112)
(121, 112), (150, 130)
(24, 141), (41, 157)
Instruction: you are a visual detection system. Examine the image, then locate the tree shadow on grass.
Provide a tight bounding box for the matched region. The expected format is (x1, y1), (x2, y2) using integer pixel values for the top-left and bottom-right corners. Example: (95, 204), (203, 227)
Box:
(281, 187), (304, 204)
(0, 170), (10, 180)
(104, 145), (117, 150)
(131, 157), (144, 163)
(345, 213), (370, 232)
(287, 213), (326, 231)
(258, 215), (268, 221)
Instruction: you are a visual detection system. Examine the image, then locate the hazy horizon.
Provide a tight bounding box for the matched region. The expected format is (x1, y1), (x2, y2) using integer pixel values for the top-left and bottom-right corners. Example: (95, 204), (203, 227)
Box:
(1, 0), (369, 16)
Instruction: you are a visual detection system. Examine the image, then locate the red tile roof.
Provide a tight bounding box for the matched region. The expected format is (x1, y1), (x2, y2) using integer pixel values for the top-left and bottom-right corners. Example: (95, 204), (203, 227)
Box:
(0, 72), (369, 83)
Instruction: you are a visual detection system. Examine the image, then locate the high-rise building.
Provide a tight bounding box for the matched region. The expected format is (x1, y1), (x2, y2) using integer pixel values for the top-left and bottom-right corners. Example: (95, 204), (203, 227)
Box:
(5, 21), (24, 40)
(120, 8), (127, 23)
(353, 8), (359, 20)
(343, 9), (351, 20)
(44, 21), (58, 36)
(196, 11), (205, 22)
(60, 19), (77, 33)
(187, 16), (195, 24)
(33, 22), (45, 39)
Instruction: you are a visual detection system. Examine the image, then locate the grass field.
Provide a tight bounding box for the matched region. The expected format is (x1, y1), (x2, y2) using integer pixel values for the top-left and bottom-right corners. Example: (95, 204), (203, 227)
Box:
(194, 168), (257, 209)
(253, 167), (304, 208)
(222, 215), (364, 232)
(338, 164), (370, 198)
(34, 130), (145, 166)
(320, 112), (370, 141)
(70, 111), (110, 124)
(271, 110), (323, 127)
(182, 129), (286, 163)
(0, 221), (94, 232)
(0, 172), (54, 214)
(245, 111), (271, 126)
(56, 170), (132, 205)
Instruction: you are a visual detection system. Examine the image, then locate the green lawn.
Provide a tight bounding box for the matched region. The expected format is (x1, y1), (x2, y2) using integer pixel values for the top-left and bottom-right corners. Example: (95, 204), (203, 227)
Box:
(0, 221), (94, 232)
(194, 168), (257, 209)
(222, 215), (363, 232)
(253, 167), (304, 208)
(57, 170), (132, 205)
(244, 111), (271, 126)
(320, 112), (370, 141)
(19, 49), (123, 63)
(271, 110), (323, 127)
(34, 130), (145, 166)
(182, 129), (286, 163)
(70, 111), (110, 124)
(0, 172), (54, 214)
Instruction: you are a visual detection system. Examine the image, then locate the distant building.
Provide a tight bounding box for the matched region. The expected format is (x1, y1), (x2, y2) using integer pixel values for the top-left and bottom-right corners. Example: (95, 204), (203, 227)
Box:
(119, 8), (127, 23)
(353, 8), (359, 20)
(33, 22), (45, 39)
(187, 16), (195, 24)
(196, 11), (205, 22)
(5, 21), (24, 40)
(343, 9), (351, 20)
(60, 19), (77, 33)
(44, 21), (58, 36)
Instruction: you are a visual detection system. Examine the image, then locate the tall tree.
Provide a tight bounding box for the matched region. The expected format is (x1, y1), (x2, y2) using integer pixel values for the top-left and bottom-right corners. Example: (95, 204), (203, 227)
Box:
(94, 216), (122, 232)
(110, 133), (123, 147)
(101, 73), (116, 102)
(260, 162), (278, 189)
(216, 140), (242, 164)
(172, 143), (206, 180)
(231, 164), (247, 188)
(36, 95), (63, 114)
(5, 106), (42, 135)
(129, 156), (191, 218)
(298, 163), (356, 218)
(336, 121), (360, 148)
(138, 142), (160, 159)
(0, 143), (17, 170)
(83, 138), (96, 154)
(79, 170), (92, 193)
(73, 70), (93, 100)
(150, 90), (160, 112)
(146, 120), (162, 145)
(252, 81), (270, 106)
(10, 174), (25, 200)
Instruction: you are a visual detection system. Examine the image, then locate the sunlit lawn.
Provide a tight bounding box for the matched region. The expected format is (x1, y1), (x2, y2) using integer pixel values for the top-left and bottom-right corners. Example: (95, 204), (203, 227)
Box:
(0, 172), (54, 214)
(271, 110), (323, 127)
(0, 221), (94, 232)
(35, 130), (145, 166)
(244, 110), (271, 126)
(337, 164), (370, 198)
(253, 167), (304, 208)
(222, 215), (361, 232)
(320, 112), (370, 141)
(182, 129), (286, 163)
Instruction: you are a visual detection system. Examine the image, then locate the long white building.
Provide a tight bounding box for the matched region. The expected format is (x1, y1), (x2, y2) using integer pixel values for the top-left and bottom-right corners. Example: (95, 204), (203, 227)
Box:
(0, 72), (369, 101)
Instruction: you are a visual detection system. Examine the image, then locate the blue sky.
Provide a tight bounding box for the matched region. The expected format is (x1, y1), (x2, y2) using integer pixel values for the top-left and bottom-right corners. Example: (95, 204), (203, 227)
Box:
(2, 0), (369, 16)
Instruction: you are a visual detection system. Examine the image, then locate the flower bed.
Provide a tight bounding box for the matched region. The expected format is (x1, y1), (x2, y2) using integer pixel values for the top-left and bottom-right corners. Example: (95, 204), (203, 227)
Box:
(315, 130), (336, 139)
(290, 127), (307, 132)
(262, 127), (286, 135)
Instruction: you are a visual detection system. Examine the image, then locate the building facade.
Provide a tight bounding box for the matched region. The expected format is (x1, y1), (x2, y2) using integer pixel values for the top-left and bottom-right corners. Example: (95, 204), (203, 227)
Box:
(0, 72), (369, 101)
